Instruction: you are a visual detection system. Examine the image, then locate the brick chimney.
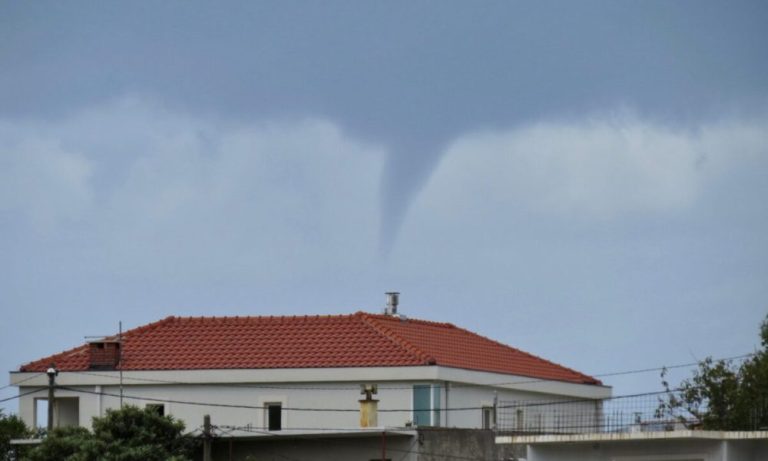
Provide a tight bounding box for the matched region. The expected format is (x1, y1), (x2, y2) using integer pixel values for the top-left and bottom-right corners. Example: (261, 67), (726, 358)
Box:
(88, 340), (121, 370)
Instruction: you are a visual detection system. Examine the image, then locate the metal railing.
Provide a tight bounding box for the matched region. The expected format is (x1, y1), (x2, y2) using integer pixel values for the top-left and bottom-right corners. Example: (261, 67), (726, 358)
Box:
(496, 392), (719, 434)
(498, 391), (768, 435)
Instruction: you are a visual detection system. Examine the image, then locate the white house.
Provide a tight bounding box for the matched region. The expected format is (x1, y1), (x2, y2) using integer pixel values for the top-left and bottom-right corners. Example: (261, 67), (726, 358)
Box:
(10, 296), (609, 458)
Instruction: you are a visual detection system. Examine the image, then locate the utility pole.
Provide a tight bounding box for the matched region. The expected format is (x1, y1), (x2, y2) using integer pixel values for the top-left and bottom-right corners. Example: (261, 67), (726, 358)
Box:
(381, 430), (386, 461)
(203, 414), (212, 461)
(46, 365), (58, 432)
(118, 321), (123, 408)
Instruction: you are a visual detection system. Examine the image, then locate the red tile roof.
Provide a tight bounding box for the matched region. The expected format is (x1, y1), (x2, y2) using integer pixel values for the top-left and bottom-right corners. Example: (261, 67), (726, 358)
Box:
(19, 312), (600, 385)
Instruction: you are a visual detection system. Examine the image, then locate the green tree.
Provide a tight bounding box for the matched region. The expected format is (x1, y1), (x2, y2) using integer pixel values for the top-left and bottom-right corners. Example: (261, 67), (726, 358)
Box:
(24, 426), (94, 461)
(657, 314), (768, 430)
(0, 410), (31, 461)
(25, 405), (196, 461)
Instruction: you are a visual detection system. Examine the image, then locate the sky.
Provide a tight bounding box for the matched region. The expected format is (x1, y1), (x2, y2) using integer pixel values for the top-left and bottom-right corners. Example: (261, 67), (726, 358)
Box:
(2, 1), (768, 414)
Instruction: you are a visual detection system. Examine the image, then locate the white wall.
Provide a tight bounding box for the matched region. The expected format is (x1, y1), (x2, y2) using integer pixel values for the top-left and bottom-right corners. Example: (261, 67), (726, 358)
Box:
(17, 380), (603, 433)
(19, 383), (410, 431)
(445, 383), (600, 431)
(12, 366), (607, 433)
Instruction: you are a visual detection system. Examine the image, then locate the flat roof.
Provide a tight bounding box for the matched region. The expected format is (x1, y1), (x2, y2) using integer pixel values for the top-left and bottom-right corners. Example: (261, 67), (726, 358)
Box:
(213, 428), (417, 440)
(496, 430), (768, 445)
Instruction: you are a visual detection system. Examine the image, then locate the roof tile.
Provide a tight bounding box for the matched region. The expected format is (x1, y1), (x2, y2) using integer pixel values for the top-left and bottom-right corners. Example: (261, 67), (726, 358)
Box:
(19, 312), (600, 385)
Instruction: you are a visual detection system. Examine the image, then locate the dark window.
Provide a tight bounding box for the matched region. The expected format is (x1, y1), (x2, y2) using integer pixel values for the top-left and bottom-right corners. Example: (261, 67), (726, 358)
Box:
(267, 403), (282, 431)
(482, 406), (494, 429)
(516, 409), (525, 431)
(146, 404), (165, 416)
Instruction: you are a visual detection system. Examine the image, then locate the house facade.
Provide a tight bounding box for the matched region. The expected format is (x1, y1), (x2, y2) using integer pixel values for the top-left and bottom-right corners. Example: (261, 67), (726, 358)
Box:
(10, 306), (609, 440)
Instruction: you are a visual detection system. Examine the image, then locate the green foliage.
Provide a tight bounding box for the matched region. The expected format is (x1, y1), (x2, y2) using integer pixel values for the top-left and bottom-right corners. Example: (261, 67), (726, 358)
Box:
(0, 410), (31, 461)
(657, 314), (768, 430)
(25, 405), (196, 461)
(24, 427), (94, 461)
(90, 405), (194, 461)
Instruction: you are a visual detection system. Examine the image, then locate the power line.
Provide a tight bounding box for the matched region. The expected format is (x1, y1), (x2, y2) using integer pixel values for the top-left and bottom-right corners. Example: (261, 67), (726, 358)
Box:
(0, 372), (44, 391)
(214, 424), (416, 433)
(591, 353), (754, 378)
(0, 388), (42, 404)
(53, 352), (755, 391)
(56, 384), (698, 414)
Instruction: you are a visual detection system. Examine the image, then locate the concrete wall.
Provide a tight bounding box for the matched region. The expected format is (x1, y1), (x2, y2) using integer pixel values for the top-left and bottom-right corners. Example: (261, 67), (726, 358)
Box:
(416, 428), (522, 461)
(525, 438), (768, 461)
(208, 434), (417, 461)
(207, 429), (525, 461)
(725, 439), (768, 461)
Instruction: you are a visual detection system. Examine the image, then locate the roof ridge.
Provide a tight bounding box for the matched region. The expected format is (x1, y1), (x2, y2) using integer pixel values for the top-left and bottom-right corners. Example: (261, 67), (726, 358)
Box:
(119, 315), (177, 340)
(356, 312), (436, 365)
(166, 313), (359, 322)
(362, 312), (457, 329)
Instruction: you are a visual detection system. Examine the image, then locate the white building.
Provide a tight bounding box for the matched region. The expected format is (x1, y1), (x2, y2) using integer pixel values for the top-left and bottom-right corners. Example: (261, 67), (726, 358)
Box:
(10, 298), (609, 445)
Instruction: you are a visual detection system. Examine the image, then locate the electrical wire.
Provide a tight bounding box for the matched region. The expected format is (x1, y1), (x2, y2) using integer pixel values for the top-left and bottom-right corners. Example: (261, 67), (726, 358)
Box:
(0, 388), (42, 404)
(51, 352), (755, 391)
(55, 384), (699, 414)
(214, 424), (416, 433)
(0, 372), (44, 391)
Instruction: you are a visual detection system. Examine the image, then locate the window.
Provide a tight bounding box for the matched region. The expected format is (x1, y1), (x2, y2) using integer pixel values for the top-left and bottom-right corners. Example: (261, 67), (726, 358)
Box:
(266, 403), (282, 431)
(146, 404), (165, 416)
(412, 384), (441, 427)
(482, 406), (495, 429)
(516, 409), (525, 431)
(34, 398), (48, 429)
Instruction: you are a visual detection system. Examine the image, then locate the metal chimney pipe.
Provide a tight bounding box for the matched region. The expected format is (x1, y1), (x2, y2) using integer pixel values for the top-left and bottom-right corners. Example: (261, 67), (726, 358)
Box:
(385, 292), (399, 316)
